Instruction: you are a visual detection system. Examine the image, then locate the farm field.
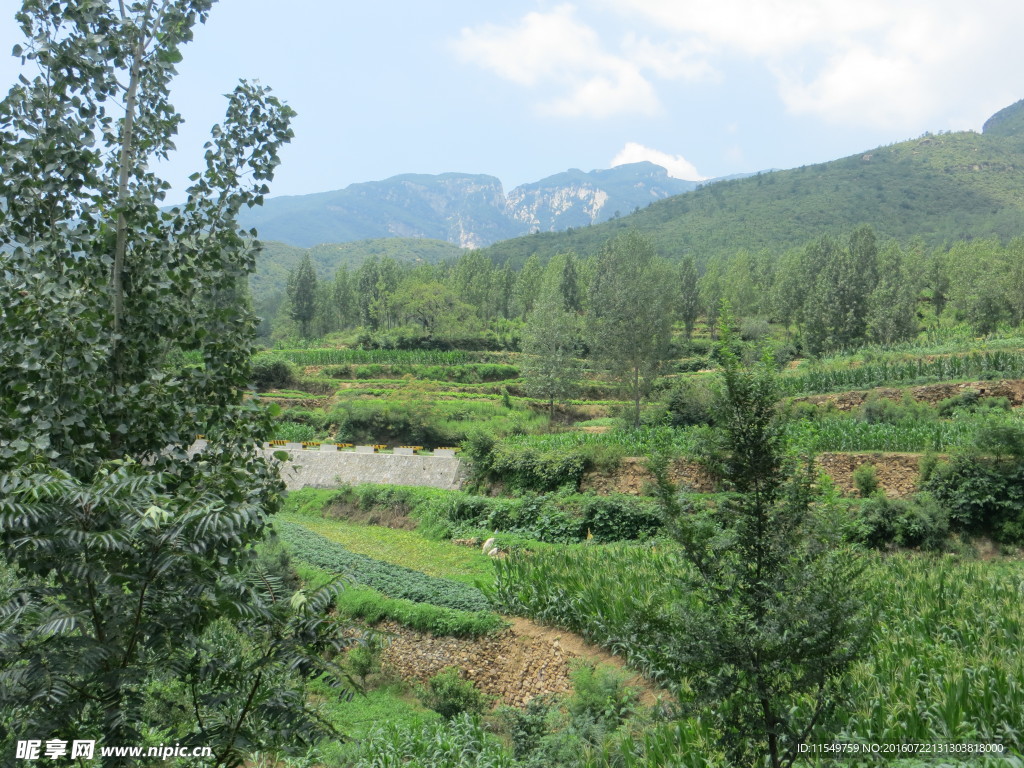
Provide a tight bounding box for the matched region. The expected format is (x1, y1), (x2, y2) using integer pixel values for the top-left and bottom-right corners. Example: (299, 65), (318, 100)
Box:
(262, 325), (1024, 767)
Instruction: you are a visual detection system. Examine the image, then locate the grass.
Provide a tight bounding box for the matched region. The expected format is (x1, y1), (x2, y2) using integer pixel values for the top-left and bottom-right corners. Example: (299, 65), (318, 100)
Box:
(280, 512), (496, 589)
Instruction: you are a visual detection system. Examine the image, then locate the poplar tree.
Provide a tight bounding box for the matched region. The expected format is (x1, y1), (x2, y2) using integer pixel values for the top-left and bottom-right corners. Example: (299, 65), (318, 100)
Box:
(587, 231), (674, 427)
(0, 3), (348, 763)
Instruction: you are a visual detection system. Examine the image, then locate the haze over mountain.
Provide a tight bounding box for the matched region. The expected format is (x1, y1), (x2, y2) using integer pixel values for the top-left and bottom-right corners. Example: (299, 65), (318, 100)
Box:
(239, 162), (716, 249)
(479, 99), (1024, 268)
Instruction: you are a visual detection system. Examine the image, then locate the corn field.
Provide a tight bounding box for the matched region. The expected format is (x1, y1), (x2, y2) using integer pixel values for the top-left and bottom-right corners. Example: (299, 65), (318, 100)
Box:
(781, 350), (1024, 396)
(490, 545), (1024, 755)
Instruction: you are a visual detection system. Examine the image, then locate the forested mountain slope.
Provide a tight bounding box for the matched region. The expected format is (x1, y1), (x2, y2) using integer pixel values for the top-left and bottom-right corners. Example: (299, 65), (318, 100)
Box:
(480, 101), (1024, 268)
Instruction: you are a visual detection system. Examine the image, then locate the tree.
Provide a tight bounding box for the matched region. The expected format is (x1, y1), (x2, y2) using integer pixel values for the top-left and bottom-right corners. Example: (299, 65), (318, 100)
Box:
(521, 286), (583, 419)
(804, 227), (879, 355)
(0, 3), (348, 764)
(287, 253), (318, 338)
(650, 316), (870, 768)
(586, 231), (674, 427)
(676, 254), (700, 340)
(866, 243), (918, 345)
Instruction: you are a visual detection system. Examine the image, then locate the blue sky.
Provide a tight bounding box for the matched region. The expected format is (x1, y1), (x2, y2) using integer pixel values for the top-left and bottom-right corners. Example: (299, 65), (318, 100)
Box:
(2, 1), (1023, 200)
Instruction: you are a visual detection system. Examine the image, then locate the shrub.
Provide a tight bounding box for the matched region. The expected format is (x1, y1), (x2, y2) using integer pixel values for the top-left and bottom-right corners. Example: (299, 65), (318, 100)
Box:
(566, 661), (638, 728)
(418, 668), (490, 719)
(347, 633), (384, 687)
(663, 377), (717, 427)
(925, 458), (1024, 543)
(852, 462), (880, 498)
(251, 353), (295, 390)
(858, 494), (950, 550)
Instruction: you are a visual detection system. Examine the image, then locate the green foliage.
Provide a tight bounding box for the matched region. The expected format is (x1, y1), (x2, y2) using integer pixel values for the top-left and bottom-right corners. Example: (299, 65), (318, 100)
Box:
(333, 586), (505, 638)
(252, 353), (297, 390)
(858, 494), (950, 551)
(521, 287), (584, 415)
(587, 231), (675, 427)
(780, 349), (1024, 396)
(852, 462), (880, 498)
(346, 632), (384, 687)
(0, 3), (351, 763)
(276, 522), (491, 612)
(566, 662), (639, 729)
(418, 668), (491, 719)
(651, 319), (871, 768)
(926, 458), (1024, 543)
(660, 377), (717, 427)
(347, 714), (512, 768)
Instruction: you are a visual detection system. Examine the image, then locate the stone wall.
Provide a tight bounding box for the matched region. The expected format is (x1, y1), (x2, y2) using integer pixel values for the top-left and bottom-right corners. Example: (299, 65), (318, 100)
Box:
(266, 448), (467, 491)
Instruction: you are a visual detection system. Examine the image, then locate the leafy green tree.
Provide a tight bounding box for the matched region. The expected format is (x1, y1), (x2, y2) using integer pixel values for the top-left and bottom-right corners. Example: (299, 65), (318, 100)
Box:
(586, 231), (674, 427)
(676, 254), (700, 340)
(287, 253), (318, 337)
(542, 251), (583, 314)
(804, 227), (879, 355)
(866, 243), (918, 345)
(0, 2), (347, 763)
(514, 253), (545, 318)
(650, 317), (870, 768)
(521, 286), (583, 418)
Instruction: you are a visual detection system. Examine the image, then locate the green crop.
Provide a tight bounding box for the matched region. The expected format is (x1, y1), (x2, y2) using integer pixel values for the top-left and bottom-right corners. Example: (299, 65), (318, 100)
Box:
(277, 521), (490, 612)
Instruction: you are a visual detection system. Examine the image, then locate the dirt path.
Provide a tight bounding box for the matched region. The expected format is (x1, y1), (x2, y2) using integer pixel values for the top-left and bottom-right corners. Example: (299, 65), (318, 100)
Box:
(378, 615), (664, 708)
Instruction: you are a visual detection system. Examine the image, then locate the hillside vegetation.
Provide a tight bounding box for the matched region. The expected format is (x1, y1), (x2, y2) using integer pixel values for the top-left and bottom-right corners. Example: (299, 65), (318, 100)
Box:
(480, 102), (1024, 268)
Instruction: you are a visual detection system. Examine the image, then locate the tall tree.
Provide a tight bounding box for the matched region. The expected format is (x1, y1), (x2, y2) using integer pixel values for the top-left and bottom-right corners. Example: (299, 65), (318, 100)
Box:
(650, 319), (870, 768)
(521, 286), (583, 419)
(0, 3), (347, 763)
(676, 254), (701, 340)
(586, 231), (674, 427)
(287, 253), (318, 338)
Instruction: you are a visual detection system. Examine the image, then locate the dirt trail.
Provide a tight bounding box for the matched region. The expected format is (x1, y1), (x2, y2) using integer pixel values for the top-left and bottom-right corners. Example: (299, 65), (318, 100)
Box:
(378, 615), (663, 708)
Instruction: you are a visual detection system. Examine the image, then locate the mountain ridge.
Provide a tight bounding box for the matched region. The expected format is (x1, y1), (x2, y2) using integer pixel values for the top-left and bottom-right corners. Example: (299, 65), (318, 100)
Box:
(238, 162), (712, 248)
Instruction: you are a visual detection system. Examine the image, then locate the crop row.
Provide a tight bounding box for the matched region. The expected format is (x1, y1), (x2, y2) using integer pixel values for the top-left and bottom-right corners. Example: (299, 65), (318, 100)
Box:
(490, 545), (1024, 751)
(785, 417), (982, 453)
(781, 350), (1024, 395)
(276, 521), (491, 612)
(267, 348), (474, 366)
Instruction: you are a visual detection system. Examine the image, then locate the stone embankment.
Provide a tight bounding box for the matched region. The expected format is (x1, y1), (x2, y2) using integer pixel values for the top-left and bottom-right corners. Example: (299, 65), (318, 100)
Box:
(797, 378), (1024, 411)
(580, 454), (924, 498)
(377, 618), (660, 707)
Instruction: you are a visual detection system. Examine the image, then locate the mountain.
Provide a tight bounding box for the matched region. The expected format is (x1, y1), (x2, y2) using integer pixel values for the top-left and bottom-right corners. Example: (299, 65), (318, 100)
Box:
(238, 162), (704, 248)
(479, 101), (1024, 268)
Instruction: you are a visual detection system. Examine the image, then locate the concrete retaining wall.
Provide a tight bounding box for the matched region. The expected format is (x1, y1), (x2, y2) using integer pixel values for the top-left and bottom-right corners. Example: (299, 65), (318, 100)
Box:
(264, 448), (466, 491)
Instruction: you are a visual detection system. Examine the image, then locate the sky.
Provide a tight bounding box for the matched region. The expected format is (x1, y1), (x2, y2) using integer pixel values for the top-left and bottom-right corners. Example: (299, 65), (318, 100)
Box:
(1, 1), (1023, 201)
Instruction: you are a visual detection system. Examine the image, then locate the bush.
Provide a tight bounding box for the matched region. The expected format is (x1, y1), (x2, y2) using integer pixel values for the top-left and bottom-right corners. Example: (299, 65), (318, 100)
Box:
(852, 462), (879, 498)
(251, 353), (295, 390)
(858, 494), (950, 550)
(566, 661), (638, 728)
(418, 668), (490, 719)
(663, 377), (717, 427)
(925, 458), (1024, 543)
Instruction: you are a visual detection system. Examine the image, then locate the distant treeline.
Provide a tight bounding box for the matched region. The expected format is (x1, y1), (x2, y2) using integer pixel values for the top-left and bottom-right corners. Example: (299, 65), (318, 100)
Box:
(263, 226), (1024, 357)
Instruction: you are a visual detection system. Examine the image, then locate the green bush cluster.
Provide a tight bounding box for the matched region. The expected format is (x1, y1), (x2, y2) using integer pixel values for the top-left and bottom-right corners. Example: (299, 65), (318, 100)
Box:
(251, 353), (295, 391)
(417, 668), (491, 719)
(313, 484), (662, 544)
(324, 362), (520, 383)
(277, 522), (490, 612)
(858, 494), (950, 551)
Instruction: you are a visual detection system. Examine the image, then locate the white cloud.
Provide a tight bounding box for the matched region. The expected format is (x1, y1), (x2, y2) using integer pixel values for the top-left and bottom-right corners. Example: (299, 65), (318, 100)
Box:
(594, 0), (1024, 131)
(611, 142), (707, 180)
(452, 5), (662, 118)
